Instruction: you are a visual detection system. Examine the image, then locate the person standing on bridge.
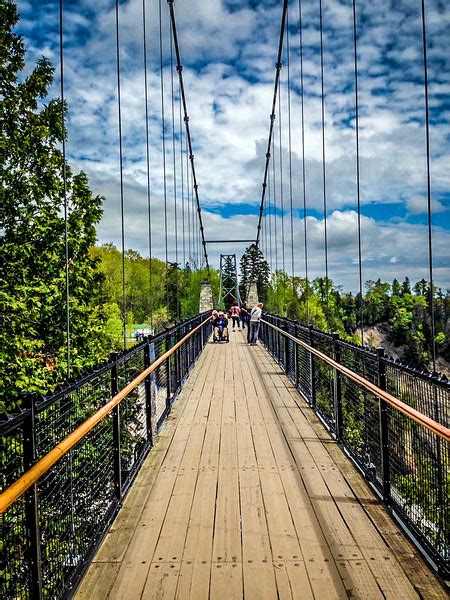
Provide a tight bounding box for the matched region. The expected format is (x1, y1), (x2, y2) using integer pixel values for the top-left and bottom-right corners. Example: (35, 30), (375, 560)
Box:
(249, 303), (263, 345)
(240, 304), (249, 330)
(230, 301), (241, 330)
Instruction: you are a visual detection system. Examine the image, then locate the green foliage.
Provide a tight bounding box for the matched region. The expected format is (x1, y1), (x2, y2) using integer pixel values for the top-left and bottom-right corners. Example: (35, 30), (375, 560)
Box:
(266, 269), (448, 370)
(0, 3), (108, 413)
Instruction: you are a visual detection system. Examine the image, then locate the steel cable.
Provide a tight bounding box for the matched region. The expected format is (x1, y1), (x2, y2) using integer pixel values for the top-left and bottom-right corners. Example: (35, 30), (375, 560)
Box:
(115, 0), (126, 349)
(142, 0), (153, 329)
(167, 0), (210, 274)
(179, 79), (186, 270)
(298, 0), (309, 322)
(286, 3), (295, 291)
(159, 0), (169, 310)
(420, 0), (436, 372)
(59, 0), (70, 375)
(352, 0), (364, 345)
(319, 0), (329, 326)
(170, 25), (179, 319)
(278, 80), (286, 275)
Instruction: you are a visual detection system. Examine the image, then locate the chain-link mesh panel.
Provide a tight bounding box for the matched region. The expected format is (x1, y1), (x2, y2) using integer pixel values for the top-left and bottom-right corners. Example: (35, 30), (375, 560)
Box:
(339, 344), (381, 483)
(388, 408), (449, 570)
(0, 314), (212, 600)
(259, 313), (449, 576)
(385, 363), (449, 427)
(118, 347), (148, 481)
(0, 417), (32, 599)
(297, 326), (312, 402)
(311, 330), (335, 431)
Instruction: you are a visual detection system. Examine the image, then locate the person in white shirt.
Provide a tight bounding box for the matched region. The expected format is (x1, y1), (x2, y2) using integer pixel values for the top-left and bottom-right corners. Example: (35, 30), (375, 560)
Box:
(249, 303), (264, 345)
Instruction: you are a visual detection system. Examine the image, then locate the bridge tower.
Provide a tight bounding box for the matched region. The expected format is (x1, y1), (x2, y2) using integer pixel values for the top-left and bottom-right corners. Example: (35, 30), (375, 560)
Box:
(218, 254), (241, 310)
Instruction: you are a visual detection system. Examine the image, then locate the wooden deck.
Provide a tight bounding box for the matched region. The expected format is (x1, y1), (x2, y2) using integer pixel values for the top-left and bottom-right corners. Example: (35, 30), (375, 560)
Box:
(76, 331), (446, 599)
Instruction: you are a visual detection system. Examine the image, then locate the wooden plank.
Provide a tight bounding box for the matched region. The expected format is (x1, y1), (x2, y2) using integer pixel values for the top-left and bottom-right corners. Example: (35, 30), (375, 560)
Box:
(76, 325), (445, 600)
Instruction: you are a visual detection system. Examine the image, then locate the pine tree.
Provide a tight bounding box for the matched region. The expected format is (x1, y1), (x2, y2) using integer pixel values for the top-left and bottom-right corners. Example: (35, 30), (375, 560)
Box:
(239, 244), (270, 303)
(0, 2), (107, 413)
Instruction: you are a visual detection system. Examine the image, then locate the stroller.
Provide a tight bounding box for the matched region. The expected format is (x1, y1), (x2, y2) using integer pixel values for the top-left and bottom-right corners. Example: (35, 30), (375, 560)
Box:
(213, 316), (229, 343)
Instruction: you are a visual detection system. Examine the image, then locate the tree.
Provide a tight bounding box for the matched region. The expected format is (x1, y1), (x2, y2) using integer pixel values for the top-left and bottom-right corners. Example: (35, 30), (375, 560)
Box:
(239, 244), (270, 304)
(220, 255), (238, 309)
(0, 3), (107, 413)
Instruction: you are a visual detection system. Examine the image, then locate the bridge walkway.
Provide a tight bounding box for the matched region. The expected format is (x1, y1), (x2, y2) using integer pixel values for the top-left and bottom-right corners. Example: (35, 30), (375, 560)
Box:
(76, 330), (445, 599)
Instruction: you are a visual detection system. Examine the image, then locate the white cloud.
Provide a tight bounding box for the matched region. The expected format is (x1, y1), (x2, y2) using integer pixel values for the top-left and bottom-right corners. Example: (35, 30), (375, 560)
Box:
(405, 195), (448, 215)
(13, 0), (450, 290)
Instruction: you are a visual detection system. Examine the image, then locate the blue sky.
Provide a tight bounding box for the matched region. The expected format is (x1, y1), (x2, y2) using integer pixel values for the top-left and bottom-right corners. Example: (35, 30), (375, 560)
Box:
(15, 0), (450, 290)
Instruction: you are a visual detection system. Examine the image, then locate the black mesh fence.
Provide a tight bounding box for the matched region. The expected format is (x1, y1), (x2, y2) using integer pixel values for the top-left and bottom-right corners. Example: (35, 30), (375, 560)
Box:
(0, 313), (212, 600)
(259, 313), (449, 577)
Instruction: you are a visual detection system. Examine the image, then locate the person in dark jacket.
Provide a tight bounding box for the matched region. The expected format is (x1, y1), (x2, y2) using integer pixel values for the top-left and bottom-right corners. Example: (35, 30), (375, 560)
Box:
(213, 311), (228, 340)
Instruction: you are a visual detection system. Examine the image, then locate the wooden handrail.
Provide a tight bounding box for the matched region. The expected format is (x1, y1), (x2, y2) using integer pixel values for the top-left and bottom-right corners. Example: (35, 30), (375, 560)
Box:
(262, 319), (450, 442)
(0, 317), (211, 514)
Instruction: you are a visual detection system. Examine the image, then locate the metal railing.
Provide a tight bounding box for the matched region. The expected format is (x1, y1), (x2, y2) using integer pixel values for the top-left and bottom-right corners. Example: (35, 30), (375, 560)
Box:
(0, 313), (212, 600)
(259, 314), (449, 578)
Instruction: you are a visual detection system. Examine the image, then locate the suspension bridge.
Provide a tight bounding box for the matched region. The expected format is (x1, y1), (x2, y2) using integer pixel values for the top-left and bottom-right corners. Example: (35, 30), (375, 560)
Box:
(1, 0), (449, 599)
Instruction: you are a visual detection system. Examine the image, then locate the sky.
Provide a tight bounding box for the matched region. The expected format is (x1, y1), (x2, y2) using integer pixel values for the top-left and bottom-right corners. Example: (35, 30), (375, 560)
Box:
(15, 0), (450, 292)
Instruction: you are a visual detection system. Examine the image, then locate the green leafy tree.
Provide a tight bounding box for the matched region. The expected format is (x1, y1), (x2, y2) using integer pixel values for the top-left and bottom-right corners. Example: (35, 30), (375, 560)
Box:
(0, 3), (107, 413)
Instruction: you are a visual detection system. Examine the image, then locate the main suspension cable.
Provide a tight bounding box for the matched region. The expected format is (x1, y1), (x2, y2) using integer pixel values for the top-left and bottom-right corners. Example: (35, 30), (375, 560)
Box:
(254, 0), (289, 249)
(167, 0), (210, 275)
(59, 0), (70, 376)
(115, 0), (127, 349)
(142, 0), (153, 329)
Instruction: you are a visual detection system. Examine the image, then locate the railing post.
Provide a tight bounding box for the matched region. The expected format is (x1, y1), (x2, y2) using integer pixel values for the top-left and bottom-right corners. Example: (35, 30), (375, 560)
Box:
(332, 333), (343, 440)
(174, 328), (181, 390)
(284, 321), (290, 376)
(377, 347), (390, 502)
(111, 352), (122, 501)
(166, 332), (172, 411)
(144, 338), (153, 447)
(23, 393), (43, 600)
(309, 325), (316, 407)
(294, 321), (299, 389)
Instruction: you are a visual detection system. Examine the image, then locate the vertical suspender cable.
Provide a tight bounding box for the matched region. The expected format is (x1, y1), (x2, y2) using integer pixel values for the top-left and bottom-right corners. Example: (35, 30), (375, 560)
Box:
(59, 0), (76, 545)
(286, 3), (295, 290)
(268, 167), (273, 274)
(186, 135), (191, 266)
(159, 0), (169, 310)
(170, 25), (179, 319)
(352, 0), (364, 344)
(142, 0), (153, 329)
(115, 0), (127, 350)
(319, 0), (329, 325)
(278, 81), (286, 275)
(298, 0), (309, 322)
(420, 0), (436, 372)
(272, 134), (279, 275)
(179, 82), (186, 270)
(59, 0), (70, 377)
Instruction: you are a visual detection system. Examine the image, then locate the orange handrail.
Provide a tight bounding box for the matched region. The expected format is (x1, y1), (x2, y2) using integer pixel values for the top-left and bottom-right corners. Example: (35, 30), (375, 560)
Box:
(0, 317), (211, 514)
(262, 319), (450, 442)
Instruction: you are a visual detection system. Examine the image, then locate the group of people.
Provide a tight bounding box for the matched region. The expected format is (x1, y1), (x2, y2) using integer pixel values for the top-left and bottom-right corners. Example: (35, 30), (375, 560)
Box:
(211, 301), (264, 345)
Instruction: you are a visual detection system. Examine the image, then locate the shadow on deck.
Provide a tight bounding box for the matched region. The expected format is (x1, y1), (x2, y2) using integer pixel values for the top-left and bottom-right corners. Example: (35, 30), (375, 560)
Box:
(76, 331), (446, 599)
